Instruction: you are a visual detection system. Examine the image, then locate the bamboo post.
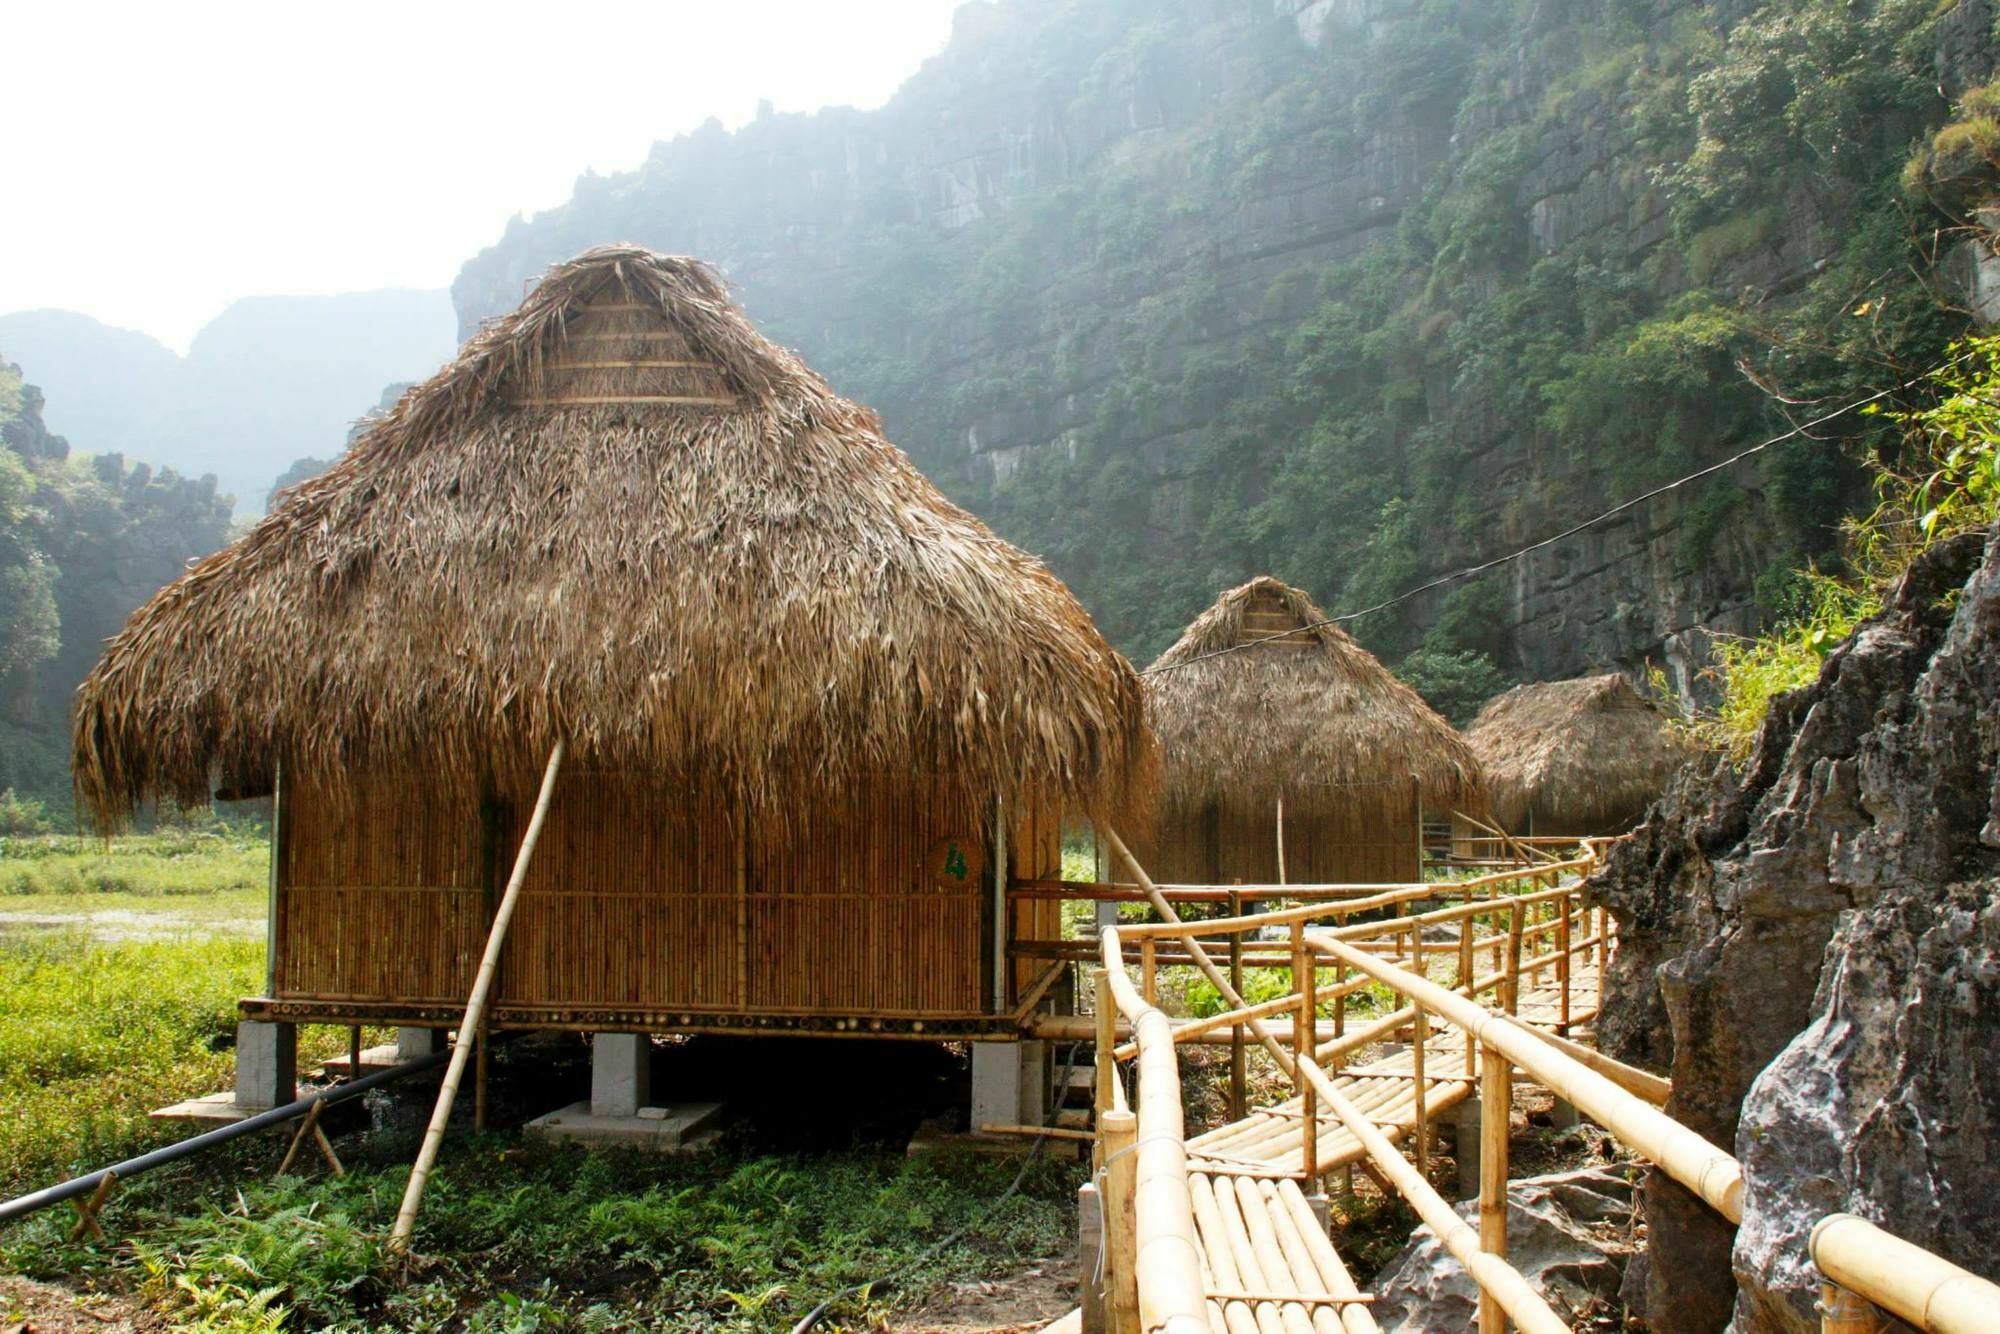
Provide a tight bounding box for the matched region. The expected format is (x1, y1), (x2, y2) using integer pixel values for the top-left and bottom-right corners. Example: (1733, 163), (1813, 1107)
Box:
(735, 797), (750, 1011)
(348, 1026), (362, 1083)
(1292, 922), (1318, 1183)
(1412, 997), (1429, 1177)
(1478, 1044), (1512, 1334)
(1093, 967), (1116, 1166)
(67, 1170), (116, 1244)
(1140, 938), (1157, 1007)
(1460, 920), (1477, 1077)
(1504, 903), (1525, 1015)
(390, 738), (565, 1252)
(1557, 898), (1573, 1035)
(1228, 887), (1246, 1122)
(1276, 793), (1287, 887)
(1410, 774), (1423, 878)
(1102, 1107), (1141, 1333)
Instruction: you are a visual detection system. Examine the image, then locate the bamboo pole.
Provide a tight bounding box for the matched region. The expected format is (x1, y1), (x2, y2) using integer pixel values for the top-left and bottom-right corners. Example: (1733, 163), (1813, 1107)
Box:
(1228, 887), (1246, 1122)
(1141, 938), (1157, 1007)
(1103, 1107), (1140, 1332)
(1810, 1213), (2000, 1333)
(1313, 934), (1744, 1223)
(1292, 922), (1317, 1184)
(390, 738), (565, 1252)
(1276, 793), (1287, 888)
(1100, 826), (1298, 1079)
(1477, 1047), (1511, 1334)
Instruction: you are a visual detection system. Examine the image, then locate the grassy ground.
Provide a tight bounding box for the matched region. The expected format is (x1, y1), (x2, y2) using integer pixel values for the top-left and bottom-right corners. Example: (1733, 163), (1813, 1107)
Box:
(0, 834), (1083, 1332)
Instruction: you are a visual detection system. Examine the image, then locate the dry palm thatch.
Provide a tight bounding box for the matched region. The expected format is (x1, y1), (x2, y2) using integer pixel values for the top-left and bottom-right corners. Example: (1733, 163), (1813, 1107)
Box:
(1144, 577), (1483, 824)
(73, 246), (1153, 840)
(1466, 673), (1695, 833)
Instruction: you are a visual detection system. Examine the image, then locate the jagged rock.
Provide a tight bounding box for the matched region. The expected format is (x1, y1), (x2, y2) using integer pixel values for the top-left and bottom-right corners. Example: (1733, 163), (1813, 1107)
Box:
(1591, 527), (2000, 1332)
(1367, 1165), (1640, 1331)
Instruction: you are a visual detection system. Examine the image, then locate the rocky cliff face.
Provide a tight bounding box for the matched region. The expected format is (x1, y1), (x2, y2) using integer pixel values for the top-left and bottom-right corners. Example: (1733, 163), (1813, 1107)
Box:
(454, 0), (1986, 672)
(1592, 526), (2000, 1330)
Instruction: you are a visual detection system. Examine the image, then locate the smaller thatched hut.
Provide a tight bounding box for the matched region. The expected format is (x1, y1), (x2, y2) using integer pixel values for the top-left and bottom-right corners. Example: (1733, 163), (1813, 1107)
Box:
(1144, 577), (1483, 884)
(1465, 673), (1693, 836)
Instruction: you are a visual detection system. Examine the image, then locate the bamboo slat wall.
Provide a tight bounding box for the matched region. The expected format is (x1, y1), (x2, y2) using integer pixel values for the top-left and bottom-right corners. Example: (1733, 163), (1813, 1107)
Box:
(1147, 781), (1420, 885)
(276, 774), (489, 1003)
(1007, 799), (1065, 1000)
(273, 770), (1003, 1020)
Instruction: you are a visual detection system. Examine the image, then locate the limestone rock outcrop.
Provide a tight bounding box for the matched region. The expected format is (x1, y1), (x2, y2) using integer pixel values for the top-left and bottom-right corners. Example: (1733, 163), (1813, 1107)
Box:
(1368, 1165), (1640, 1330)
(1591, 527), (2000, 1330)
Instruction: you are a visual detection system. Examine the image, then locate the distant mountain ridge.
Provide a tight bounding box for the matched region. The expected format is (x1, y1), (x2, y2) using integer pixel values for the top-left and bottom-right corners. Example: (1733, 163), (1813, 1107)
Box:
(0, 289), (456, 516)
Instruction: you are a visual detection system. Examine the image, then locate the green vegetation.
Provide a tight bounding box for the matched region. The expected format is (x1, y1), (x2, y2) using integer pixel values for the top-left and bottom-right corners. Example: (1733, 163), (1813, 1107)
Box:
(1672, 337), (2000, 756)
(0, 361), (232, 816)
(0, 836), (1080, 1330)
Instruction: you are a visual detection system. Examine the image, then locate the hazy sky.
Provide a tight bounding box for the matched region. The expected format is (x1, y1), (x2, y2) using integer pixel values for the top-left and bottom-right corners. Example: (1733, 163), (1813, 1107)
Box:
(0, 1), (962, 351)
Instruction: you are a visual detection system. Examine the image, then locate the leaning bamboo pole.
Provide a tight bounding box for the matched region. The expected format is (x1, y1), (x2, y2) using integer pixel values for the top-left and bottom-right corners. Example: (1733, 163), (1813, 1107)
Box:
(390, 739), (566, 1251)
(1311, 933), (1743, 1223)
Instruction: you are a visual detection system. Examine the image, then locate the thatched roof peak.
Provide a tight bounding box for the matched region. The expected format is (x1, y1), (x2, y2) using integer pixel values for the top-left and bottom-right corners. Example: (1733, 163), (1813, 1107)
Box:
(1466, 673), (1694, 832)
(1144, 576), (1483, 816)
(73, 246), (1153, 834)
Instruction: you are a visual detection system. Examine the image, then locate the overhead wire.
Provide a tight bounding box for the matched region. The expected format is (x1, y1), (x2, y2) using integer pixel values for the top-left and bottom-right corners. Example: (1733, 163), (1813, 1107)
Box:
(1139, 353), (1969, 677)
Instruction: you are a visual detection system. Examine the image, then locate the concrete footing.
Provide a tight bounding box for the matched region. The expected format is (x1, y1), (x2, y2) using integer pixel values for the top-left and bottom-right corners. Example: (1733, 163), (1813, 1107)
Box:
(524, 1100), (725, 1151)
(971, 1040), (1050, 1131)
(1551, 1096), (1582, 1130)
(397, 1026), (448, 1060)
(234, 1020), (297, 1110)
(590, 1032), (653, 1119)
(1078, 1181), (1104, 1333)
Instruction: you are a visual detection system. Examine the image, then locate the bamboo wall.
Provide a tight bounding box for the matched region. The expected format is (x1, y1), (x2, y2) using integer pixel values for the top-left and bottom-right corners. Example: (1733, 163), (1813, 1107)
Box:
(273, 770), (1008, 1020)
(1149, 780), (1421, 884)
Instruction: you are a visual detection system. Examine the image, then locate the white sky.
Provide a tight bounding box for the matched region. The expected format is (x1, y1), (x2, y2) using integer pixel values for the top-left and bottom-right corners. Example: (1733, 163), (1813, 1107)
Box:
(0, 0), (963, 351)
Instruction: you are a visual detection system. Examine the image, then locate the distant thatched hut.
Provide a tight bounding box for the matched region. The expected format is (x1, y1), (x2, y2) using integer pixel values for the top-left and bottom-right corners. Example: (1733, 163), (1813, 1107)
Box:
(73, 247), (1151, 1045)
(1143, 577), (1482, 885)
(1465, 673), (1691, 836)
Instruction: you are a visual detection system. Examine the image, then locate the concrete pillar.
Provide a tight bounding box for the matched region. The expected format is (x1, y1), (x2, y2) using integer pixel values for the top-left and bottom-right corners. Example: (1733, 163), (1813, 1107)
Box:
(1306, 1193), (1332, 1233)
(1452, 1097), (1483, 1201)
(397, 1027), (447, 1060)
(234, 1021), (297, 1110)
(1551, 1096), (1582, 1130)
(971, 1040), (1048, 1129)
(590, 1033), (652, 1119)
(1093, 901), (1119, 936)
(1078, 1181), (1105, 1333)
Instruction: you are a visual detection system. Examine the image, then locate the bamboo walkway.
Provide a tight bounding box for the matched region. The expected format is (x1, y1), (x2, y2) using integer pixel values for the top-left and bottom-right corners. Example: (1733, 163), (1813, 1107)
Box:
(1079, 831), (2000, 1333)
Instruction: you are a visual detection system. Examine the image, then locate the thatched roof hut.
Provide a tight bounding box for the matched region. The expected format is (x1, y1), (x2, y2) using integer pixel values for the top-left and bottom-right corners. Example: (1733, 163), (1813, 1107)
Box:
(72, 246), (1151, 839)
(1142, 576), (1482, 883)
(1466, 673), (1692, 835)
(69, 247), (1153, 1033)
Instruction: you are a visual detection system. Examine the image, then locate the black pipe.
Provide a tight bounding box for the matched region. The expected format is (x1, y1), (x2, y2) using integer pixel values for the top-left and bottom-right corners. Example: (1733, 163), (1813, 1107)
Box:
(0, 1046), (452, 1226)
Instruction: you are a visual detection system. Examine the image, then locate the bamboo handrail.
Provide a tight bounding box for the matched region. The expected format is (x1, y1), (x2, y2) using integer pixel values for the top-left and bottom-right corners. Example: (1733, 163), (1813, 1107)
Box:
(1311, 935), (1743, 1223)
(391, 739), (566, 1250)
(1096, 936), (1210, 1334)
(1811, 1214), (2000, 1333)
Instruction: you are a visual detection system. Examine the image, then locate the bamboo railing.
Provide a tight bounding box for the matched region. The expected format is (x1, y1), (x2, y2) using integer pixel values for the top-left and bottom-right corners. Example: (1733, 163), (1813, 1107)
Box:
(1082, 839), (2000, 1334)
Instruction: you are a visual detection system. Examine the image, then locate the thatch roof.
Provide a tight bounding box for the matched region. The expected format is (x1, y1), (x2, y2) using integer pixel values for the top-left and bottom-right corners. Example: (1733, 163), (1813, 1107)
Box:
(1144, 577), (1483, 818)
(73, 247), (1152, 835)
(1466, 673), (1693, 832)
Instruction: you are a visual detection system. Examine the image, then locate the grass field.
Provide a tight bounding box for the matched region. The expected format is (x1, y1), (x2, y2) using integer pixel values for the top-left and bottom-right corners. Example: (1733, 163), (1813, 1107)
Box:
(0, 833), (1083, 1331)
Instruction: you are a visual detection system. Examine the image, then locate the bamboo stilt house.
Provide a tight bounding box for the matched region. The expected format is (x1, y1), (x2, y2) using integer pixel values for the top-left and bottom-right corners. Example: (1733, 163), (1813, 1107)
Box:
(1142, 577), (1482, 884)
(1463, 673), (1693, 837)
(72, 246), (1152, 1039)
